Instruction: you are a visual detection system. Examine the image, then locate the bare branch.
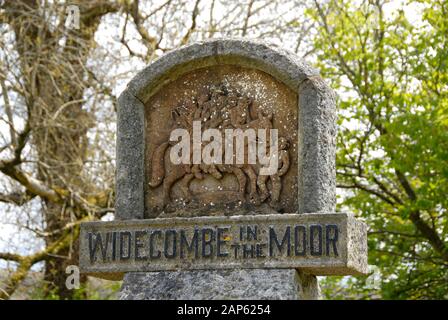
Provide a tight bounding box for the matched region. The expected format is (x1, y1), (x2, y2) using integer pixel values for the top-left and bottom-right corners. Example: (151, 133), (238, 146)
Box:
(242, 0), (255, 37)
(337, 182), (396, 205)
(0, 78), (16, 147)
(180, 0), (201, 46)
(0, 191), (35, 206)
(0, 225), (81, 299)
(0, 252), (22, 263)
(128, 0), (158, 53)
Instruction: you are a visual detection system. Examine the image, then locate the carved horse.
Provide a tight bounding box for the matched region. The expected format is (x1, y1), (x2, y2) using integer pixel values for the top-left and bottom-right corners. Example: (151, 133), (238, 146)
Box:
(148, 105), (248, 209)
(148, 92), (275, 210)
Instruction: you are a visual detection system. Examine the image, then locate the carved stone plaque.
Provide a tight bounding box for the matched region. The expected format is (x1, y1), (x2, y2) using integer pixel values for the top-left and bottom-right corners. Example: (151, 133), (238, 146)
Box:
(144, 65), (298, 218)
(80, 213), (367, 280)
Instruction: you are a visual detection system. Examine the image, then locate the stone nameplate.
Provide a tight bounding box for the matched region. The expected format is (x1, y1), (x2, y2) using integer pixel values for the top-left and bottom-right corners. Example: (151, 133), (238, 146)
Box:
(80, 213), (367, 280)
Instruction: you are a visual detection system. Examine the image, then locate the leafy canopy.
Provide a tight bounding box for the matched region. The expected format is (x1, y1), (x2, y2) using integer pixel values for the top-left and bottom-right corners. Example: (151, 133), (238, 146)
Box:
(308, 0), (448, 299)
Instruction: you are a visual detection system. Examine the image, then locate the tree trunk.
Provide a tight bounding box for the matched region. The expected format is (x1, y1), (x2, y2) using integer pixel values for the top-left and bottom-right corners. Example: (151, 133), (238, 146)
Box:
(3, 0), (117, 299)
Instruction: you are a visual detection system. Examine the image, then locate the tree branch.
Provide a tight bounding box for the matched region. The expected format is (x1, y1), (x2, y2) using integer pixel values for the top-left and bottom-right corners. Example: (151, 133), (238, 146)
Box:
(128, 0), (159, 54)
(337, 182), (395, 205)
(0, 252), (22, 263)
(0, 191), (35, 206)
(0, 225), (80, 299)
(180, 0), (201, 46)
(0, 77), (16, 147)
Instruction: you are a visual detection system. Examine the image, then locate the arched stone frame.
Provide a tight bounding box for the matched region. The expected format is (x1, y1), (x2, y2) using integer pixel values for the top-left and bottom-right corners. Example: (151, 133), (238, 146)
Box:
(116, 39), (336, 220)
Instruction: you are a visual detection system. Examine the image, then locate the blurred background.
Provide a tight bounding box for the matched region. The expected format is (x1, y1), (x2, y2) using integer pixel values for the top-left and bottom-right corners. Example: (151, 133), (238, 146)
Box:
(0, 0), (446, 300)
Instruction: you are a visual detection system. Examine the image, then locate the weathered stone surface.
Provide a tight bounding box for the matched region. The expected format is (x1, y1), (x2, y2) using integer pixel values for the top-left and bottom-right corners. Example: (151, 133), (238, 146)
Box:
(144, 65), (298, 217)
(80, 213), (368, 278)
(107, 38), (364, 300)
(125, 39), (320, 104)
(298, 77), (337, 214)
(116, 91), (145, 220)
(115, 39), (336, 220)
(119, 269), (319, 300)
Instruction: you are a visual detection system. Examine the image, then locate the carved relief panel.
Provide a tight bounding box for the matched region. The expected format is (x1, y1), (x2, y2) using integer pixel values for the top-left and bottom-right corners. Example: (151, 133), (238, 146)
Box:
(144, 65), (298, 218)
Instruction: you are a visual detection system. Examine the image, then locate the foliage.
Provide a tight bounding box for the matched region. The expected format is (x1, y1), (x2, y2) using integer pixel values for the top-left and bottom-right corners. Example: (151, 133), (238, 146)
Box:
(309, 0), (448, 299)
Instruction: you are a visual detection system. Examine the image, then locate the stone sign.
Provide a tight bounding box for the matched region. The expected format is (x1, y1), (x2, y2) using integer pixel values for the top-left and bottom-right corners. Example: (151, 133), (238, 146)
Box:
(81, 213), (366, 280)
(80, 39), (368, 300)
